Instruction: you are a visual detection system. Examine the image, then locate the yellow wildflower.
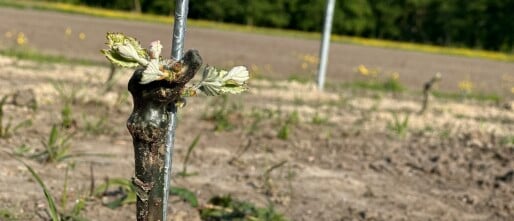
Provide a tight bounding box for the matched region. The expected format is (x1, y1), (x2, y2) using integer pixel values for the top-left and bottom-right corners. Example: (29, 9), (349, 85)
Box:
(16, 32), (27, 45)
(391, 72), (400, 80)
(458, 80), (473, 93)
(511, 87), (514, 94)
(357, 64), (369, 76)
(79, 32), (86, 40)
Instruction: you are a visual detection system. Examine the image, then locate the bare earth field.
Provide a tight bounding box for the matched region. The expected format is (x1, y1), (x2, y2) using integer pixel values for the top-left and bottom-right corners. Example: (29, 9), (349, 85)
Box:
(0, 7), (513, 221)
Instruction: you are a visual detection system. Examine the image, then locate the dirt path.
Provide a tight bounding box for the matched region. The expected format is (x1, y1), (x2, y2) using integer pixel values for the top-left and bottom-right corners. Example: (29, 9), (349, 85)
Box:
(1, 7), (514, 97)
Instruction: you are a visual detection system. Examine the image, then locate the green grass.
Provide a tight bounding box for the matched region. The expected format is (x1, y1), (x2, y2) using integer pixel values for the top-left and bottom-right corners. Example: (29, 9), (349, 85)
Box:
(432, 91), (501, 103)
(344, 79), (405, 93)
(1, 0), (514, 62)
(0, 47), (104, 66)
(342, 80), (502, 103)
(32, 124), (75, 163)
(200, 195), (287, 221)
(387, 112), (410, 138)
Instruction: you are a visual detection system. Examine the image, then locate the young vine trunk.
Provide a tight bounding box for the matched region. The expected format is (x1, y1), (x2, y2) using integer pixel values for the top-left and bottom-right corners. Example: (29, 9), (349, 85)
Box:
(126, 50), (202, 220)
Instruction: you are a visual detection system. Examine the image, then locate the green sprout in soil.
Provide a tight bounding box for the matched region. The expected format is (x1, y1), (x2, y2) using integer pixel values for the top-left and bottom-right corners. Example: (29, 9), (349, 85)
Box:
(32, 124), (75, 163)
(387, 112), (410, 138)
(0, 95), (32, 139)
(82, 114), (109, 135)
(177, 134), (201, 177)
(16, 158), (87, 221)
(204, 95), (240, 131)
(277, 111), (299, 140)
(61, 103), (75, 129)
(200, 195), (287, 221)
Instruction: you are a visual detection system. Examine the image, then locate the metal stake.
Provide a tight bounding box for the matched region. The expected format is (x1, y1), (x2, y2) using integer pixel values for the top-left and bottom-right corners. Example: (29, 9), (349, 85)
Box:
(163, 0), (190, 220)
(317, 0), (336, 91)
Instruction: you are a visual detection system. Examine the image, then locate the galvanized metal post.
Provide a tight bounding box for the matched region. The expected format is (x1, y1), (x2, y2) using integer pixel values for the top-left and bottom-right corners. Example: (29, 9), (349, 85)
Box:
(317, 0), (336, 91)
(163, 0), (189, 219)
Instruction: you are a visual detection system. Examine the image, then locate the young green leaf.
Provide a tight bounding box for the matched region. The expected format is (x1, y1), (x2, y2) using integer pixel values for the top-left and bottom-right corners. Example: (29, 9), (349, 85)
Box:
(101, 33), (148, 68)
(198, 66), (249, 96)
(23, 162), (60, 221)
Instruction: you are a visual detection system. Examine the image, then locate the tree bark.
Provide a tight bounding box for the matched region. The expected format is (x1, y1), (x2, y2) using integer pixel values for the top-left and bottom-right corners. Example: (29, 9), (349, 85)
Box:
(126, 50), (202, 221)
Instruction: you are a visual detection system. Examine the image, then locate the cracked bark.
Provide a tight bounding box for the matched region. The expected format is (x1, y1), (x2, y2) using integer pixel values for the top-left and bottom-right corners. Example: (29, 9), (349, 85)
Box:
(126, 50), (202, 221)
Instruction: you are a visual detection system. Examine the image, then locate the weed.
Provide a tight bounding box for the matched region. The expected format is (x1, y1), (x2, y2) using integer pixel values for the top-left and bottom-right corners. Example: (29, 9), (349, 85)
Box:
(200, 195), (287, 221)
(0, 95), (32, 138)
(383, 78), (405, 93)
(277, 111), (299, 140)
(246, 109), (264, 135)
(61, 103), (75, 129)
(177, 134), (201, 177)
(0, 209), (18, 221)
(204, 95), (240, 131)
(387, 112), (410, 138)
(432, 90), (501, 103)
(277, 124), (290, 140)
(501, 135), (514, 146)
(13, 144), (31, 157)
(311, 112), (328, 125)
(82, 114), (109, 135)
(347, 79), (404, 93)
(51, 81), (84, 105)
(287, 74), (311, 84)
(16, 158), (87, 221)
(94, 178), (136, 209)
(33, 124), (75, 163)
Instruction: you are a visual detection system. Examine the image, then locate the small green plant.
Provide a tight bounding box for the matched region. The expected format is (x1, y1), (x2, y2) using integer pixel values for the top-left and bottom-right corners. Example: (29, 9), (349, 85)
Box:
(51, 80), (83, 105)
(387, 112), (410, 138)
(61, 103), (75, 129)
(205, 95), (240, 131)
(277, 111), (299, 140)
(287, 74), (311, 84)
(13, 144), (31, 157)
(383, 77), (405, 93)
(82, 114), (109, 135)
(17, 159), (87, 221)
(177, 134), (201, 177)
(33, 124), (74, 163)
(94, 178), (137, 209)
(200, 195), (287, 221)
(277, 124), (290, 140)
(501, 135), (514, 146)
(311, 112), (328, 125)
(0, 209), (19, 221)
(0, 95), (32, 138)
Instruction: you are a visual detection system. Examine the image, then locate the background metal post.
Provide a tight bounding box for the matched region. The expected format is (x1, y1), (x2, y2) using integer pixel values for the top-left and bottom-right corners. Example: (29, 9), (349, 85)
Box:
(317, 0), (336, 91)
(163, 0), (189, 219)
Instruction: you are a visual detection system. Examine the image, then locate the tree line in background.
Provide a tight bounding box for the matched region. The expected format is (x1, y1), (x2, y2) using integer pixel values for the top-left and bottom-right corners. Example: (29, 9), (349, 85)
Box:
(49, 0), (514, 52)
